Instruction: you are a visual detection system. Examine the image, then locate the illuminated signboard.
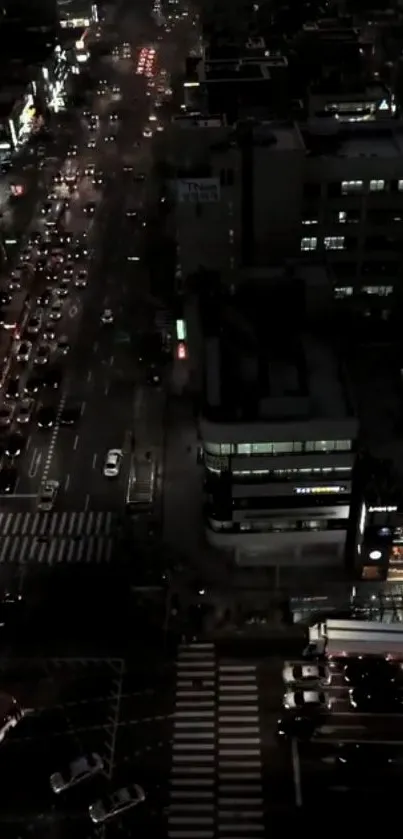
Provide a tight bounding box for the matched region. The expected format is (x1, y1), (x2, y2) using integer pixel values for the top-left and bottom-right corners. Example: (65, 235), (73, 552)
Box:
(295, 486), (346, 495)
(177, 342), (187, 360)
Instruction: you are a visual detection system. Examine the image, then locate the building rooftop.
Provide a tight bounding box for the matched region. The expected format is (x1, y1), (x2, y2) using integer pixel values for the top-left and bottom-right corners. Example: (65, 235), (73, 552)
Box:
(302, 122), (403, 158)
(201, 278), (352, 425)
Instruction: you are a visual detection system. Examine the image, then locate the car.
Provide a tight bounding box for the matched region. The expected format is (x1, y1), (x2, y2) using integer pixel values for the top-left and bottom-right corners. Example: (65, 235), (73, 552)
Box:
(84, 164), (95, 176)
(109, 112), (119, 121)
(15, 340), (32, 363)
(84, 202), (96, 215)
(49, 300), (63, 320)
(38, 479), (59, 511)
(101, 309), (114, 325)
(43, 324), (56, 341)
(89, 784), (145, 824)
(0, 404), (14, 428)
(51, 752), (104, 794)
(104, 449), (123, 478)
(0, 467), (17, 494)
(125, 208), (138, 217)
(92, 173), (104, 186)
(112, 85), (120, 93)
(73, 246), (88, 260)
(343, 657), (397, 685)
(43, 367), (62, 389)
(36, 406), (57, 428)
(127, 255), (140, 262)
(4, 434), (25, 458)
(104, 135), (116, 143)
(56, 284), (68, 298)
(123, 165), (133, 173)
(87, 139), (96, 149)
(63, 262), (74, 277)
(143, 127), (153, 138)
(24, 376), (43, 396)
(26, 315), (42, 336)
(28, 231), (42, 246)
(283, 690), (331, 711)
(41, 202), (52, 216)
(7, 276), (20, 291)
(349, 684), (403, 712)
(133, 172), (146, 182)
(37, 290), (52, 308)
(282, 662), (331, 686)
(34, 345), (50, 366)
(35, 257), (47, 273)
(67, 145), (78, 157)
(5, 378), (20, 400)
(56, 336), (70, 355)
(0, 292), (12, 307)
(74, 270), (88, 288)
(16, 398), (34, 424)
(60, 404), (80, 426)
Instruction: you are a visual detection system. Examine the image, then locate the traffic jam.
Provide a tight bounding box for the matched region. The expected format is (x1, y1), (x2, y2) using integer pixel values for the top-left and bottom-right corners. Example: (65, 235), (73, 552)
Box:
(278, 618), (403, 804)
(0, 93), (104, 502)
(136, 45), (170, 138)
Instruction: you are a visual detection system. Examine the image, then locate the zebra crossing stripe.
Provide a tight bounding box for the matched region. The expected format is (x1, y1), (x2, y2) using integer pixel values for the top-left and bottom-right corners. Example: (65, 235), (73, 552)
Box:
(0, 510), (114, 538)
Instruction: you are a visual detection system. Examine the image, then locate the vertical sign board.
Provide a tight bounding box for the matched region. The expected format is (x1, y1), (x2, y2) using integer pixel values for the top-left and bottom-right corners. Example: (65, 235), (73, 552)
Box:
(177, 178), (220, 203)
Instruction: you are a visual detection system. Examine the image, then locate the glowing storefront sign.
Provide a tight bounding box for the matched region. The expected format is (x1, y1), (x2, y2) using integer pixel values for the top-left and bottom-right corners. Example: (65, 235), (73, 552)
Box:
(295, 486), (346, 495)
(61, 17), (90, 27)
(368, 505), (397, 513)
(369, 550), (382, 560)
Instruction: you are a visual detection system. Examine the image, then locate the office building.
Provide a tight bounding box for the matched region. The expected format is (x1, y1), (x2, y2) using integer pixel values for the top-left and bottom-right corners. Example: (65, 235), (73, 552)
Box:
(188, 274), (358, 568)
(165, 116), (403, 305)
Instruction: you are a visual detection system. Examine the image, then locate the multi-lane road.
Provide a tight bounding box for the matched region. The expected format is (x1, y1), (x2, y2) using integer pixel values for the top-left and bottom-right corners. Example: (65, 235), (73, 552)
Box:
(0, 2), (173, 569)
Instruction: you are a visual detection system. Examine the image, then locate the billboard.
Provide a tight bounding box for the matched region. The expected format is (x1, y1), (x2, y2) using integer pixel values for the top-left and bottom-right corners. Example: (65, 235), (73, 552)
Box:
(177, 177), (220, 203)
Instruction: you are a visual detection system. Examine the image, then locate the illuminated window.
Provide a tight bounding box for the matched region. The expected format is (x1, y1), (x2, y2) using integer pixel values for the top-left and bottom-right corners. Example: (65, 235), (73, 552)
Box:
(302, 218), (318, 226)
(398, 180), (403, 191)
(334, 286), (353, 298)
(324, 236), (345, 250)
(305, 440), (351, 453)
(338, 211), (347, 223)
(362, 285), (393, 296)
(301, 237), (317, 252)
(369, 179), (385, 192)
(341, 180), (363, 195)
(294, 485), (346, 495)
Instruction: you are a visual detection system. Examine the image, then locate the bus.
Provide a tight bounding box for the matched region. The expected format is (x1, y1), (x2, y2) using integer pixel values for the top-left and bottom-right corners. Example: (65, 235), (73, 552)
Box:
(126, 457), (156, 512)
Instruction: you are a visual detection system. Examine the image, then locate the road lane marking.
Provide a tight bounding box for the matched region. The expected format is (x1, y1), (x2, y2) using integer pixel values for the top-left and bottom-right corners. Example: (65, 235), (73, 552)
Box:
(292, 739), (303, 807)
(87, 370), (92, 382)
(110, 355), (114, 366)
(28, 449), (41, 479)
(73, 435), (79, 450)
(81, 401), (86, 415)
(64, 474), (70, 491)
(92, 454), (97, 469)
(104, 383), (109, 395)
(26, 435), (31, 450)
(84, 493), (90, 512)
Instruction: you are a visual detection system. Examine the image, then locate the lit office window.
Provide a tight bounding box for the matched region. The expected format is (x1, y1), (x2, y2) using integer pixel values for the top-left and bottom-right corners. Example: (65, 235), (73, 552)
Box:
(362, 285), (393, 296)
(338, 211), (347, 223)
(334, 286), (353, 298)
(369, 179), (385, 192)
(324, 236), (345, 250)
(341, 180), (363, 195)
(398, 180), (403, 191)
(301, 237), (317, 251)
(302, 218), (318, 226)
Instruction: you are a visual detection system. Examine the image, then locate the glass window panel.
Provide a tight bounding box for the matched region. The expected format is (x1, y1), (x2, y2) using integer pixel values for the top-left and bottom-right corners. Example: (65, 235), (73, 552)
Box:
(252, 443), (273, 454)
(237, 444), (252, 455)
(272, 442), (293, 454)
(204, 442), (221, 455)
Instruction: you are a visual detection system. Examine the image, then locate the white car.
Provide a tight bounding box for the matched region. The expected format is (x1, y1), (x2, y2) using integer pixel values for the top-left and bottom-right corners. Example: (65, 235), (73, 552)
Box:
(84, 164), (95, 176)
(104, 449), (123, 478)
(34, 344), (50, 366)
(38, 480), (59, 512)
(101, 309), (114, 325)
(89, 784), (146, 824)
(283, 690), (331, 711)
(87, 139), (96, 149)
(15, 340), (32, 363)
(50, 752), (104, 794)
(282, 662), (331, 687)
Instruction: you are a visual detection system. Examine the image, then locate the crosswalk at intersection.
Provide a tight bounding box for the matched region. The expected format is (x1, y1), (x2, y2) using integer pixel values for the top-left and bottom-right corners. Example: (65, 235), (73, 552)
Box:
(169, 641), (265, 839)
(0, 511), (116, 564)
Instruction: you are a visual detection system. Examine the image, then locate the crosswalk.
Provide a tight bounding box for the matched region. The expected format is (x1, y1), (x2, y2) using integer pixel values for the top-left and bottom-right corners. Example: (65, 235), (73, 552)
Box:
(0, 511), (114, 537)
(0, 511), (116, 565)
(169, 641), (264, 839)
